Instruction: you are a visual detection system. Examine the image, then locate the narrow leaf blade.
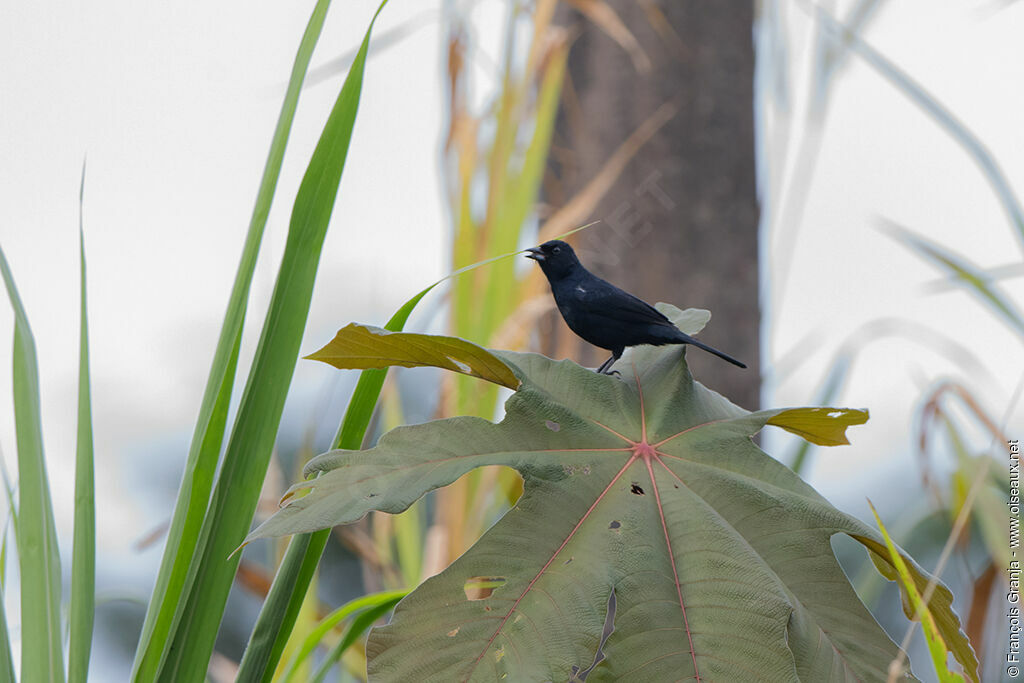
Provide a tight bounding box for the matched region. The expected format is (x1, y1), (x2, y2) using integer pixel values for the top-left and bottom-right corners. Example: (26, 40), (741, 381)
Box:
(310, 597), (402, 683)
(0, 246), (64, 682)
(0, 588), (14, 683)
(131, 1), (335, 677)
(854, 528), (979, 683)
(69, 165), (97, 683)
(285, 590), (407, 682)
(240, 221), (433, 682)
(156, 2), (387, 679)
(866, 503), (972, 682)
(887, 222), (1024, 337)
(235, 531), (329, 683)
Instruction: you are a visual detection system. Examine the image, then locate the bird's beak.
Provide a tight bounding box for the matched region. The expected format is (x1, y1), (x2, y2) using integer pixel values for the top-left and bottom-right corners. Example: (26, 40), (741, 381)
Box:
(525, 247), (545, 262)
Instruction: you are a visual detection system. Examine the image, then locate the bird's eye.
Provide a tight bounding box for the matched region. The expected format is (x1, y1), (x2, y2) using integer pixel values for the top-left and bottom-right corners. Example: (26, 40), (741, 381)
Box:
(552, 246), (561, 254)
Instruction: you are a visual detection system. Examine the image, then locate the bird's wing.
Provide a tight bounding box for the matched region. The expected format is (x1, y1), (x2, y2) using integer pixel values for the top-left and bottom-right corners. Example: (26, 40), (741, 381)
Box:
(575, 281), (674, 327)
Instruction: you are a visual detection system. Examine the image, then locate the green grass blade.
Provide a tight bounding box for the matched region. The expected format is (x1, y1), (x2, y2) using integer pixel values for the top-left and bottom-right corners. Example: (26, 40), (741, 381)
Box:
(155, 3), (387, 679)
(393, 504), (422, 589)
(273, 561), (321, 683)
(886, 221), (1024, 337)
(130, 0), (335, 678)
(0, 457), (16, 590)
(235, 531), (329, 683)
(868, 502), (969, 682)
(0, 583), (13, 683)
(309, 596), (403, 683)
(0, 460), (14, 679)
(283, 590), (408, 682)
(69, 163), (96, 683)
(0, 246), (64, 682)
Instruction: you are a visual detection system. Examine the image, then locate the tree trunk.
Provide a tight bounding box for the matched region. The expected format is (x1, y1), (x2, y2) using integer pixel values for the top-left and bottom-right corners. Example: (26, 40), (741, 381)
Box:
(548, 0), (760, 408)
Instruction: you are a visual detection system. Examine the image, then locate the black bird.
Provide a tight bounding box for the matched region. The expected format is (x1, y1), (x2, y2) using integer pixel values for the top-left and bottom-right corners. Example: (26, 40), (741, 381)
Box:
(525, 239), (746, 374)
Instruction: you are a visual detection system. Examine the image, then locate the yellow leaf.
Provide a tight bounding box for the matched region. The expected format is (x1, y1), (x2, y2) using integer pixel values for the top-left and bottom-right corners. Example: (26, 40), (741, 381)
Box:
(306, 324), (520, 390)
(766, 407), (869, 446)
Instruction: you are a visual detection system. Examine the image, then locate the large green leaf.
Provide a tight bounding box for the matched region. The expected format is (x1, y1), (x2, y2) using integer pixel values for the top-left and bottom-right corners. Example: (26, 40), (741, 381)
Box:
(249, 309), (974, 682)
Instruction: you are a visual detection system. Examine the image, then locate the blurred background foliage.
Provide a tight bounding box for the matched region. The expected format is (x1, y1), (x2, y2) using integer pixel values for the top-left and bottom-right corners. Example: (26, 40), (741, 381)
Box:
(759, 3), (1019, 680)
(0, 0), (1020, 681)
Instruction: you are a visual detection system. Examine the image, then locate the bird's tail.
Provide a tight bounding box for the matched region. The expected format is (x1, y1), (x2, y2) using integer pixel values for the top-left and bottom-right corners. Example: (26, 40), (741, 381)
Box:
(677, 332), (747, 368)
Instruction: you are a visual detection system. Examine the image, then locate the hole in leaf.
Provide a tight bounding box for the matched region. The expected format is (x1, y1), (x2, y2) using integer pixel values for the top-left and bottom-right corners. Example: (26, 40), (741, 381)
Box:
(608, 520), (621, 530)
(464, 576), (506, 600)
(630, 483), (645, 495)
(828, 410), (843, 418)
(447, 356), (472, 373)
(545, 419), (561, 432)
(563, 556), (574, 565)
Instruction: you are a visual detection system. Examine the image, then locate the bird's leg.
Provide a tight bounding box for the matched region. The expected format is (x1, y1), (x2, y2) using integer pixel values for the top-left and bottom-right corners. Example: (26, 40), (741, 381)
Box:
(595, 349), (623, 375)
(595, 355), (616, 374)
